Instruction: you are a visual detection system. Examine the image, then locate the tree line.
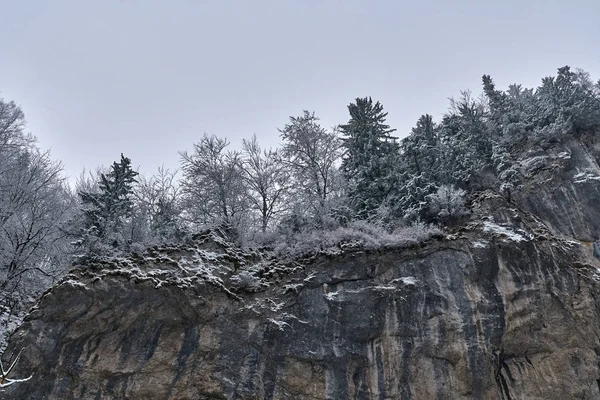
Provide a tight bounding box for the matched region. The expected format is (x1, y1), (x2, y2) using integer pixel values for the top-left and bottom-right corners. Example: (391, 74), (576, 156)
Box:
(1, 65), (599, 320)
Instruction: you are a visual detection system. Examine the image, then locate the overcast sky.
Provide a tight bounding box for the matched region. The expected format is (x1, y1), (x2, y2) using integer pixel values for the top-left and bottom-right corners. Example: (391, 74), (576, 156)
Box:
(1, 0), (599, 181)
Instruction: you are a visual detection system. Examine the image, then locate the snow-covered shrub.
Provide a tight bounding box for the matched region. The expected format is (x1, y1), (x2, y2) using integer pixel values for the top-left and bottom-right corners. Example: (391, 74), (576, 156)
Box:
(229, 270), (262, 292)
(425, 184), (469, 225)
(395, 221), (443, 242)
(271, 220), (442, 259)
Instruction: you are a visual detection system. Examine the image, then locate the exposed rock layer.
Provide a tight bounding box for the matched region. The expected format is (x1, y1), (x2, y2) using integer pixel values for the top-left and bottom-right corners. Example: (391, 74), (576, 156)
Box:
(3, 135), (600, 399)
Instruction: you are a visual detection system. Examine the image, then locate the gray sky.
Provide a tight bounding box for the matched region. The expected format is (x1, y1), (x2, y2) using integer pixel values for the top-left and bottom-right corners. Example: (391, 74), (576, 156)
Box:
(1, 0), (599, 181)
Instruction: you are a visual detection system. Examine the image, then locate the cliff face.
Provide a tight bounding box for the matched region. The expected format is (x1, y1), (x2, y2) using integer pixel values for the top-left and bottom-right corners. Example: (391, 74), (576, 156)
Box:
(2, 135), (600, 400)
(514, 134), (600, 241)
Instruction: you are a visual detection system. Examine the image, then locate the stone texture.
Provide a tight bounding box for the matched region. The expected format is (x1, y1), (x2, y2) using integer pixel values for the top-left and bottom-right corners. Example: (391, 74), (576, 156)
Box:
(3, 226), (600, 400)
(513, 134), (600, 241)
(2, 134), (600, 399)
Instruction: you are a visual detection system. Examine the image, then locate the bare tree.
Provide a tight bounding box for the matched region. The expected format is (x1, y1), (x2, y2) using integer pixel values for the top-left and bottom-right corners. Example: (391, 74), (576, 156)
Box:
(0, 97), (73, 314)
(0, 99), (30, 151)
(279, 111), (343, 216)
(132, 166), (182, 242)
(241, 135), (288, 232)
(180, 134), (248, 229)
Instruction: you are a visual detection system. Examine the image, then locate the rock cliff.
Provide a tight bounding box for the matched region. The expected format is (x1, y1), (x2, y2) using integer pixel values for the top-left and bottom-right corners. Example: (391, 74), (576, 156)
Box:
(2, 135), (600, 399)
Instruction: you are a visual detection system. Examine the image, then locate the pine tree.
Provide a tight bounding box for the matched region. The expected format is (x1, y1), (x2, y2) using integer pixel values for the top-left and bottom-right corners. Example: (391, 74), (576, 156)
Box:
(340, 97), (399, 218)
(482, 75), (507, 125)
(401, 114), (437, 177)
(436, 91), (494, 186)
(491, 144), (522, 202)
(396, 172), (438, 222)
(78, 154), (139, 251)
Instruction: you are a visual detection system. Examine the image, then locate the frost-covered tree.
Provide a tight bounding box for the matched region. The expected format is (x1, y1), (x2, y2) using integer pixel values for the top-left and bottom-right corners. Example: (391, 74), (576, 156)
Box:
(340, 97), (399, 218)
(132, 166), (182, 243)
(0, 97), (72, 324)
(279, 111), (343, 220)
(534, 66), (600, 137)
(241, 135), (288, 233)
(425, 184), (468, 224)
(395, 172), (438, 223)
(436, 91), (493, 186)
(76, 154), (139, 253)
(401, 114), (438, 177)
(491, 144), (522, 202)
(180, 134), (248, 230)
(482, 74), (508, 126)
(0, 150), (72, 295)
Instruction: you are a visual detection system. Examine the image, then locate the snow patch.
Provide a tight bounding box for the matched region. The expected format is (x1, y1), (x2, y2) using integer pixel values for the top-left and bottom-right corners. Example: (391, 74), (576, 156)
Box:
(268, 318), (291, 331)
(520, 156), (549, 174)
(282, 283), (304, 294)
(264, 298), (285, 312)
(573, 171), (600, 184)
(472, 240), (489, 248)
(303, 272), (317, 283)
(482, 222), (531, 242)
(370, 285), (397, 291)
(390, 277), (419, 286)
(324, 291), (341, 301)
(61, 279), (89, 290)
(280, 313), (308, 324)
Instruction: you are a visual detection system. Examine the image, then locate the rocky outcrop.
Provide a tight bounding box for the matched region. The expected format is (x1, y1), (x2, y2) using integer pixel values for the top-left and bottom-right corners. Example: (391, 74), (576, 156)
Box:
(513, 133), (600, 241)
(2, 135), (600, 399)
(3, 215), (600, 399)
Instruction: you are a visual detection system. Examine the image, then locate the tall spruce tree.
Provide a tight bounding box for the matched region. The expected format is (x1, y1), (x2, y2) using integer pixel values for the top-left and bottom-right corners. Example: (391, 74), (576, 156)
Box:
(401, 114), (437, 177)
(340, 97), (399, 218)
(78, 154), (138, 252)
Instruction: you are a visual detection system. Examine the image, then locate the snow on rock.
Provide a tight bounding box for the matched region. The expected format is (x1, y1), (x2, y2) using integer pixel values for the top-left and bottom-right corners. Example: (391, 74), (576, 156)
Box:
(390, 276), (419, 286)
(282, 282), (304, 294)
(59, 279), (89, 290)
(519, 155), (549, 175)
(472, 240), (490, 248)
(370, 285), (398, 291)
(267, 318), (291, 331)
(324, 279), (416, 301)
(324, 291), (341, 301)
(482, 221), (532, 242)
(66, 229), (297, 299)
(303, 272), (317, 283)
(573, 171), (600, 184)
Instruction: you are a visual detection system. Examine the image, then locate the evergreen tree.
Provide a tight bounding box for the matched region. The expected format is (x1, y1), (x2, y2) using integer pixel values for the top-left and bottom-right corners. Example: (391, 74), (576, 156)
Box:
(396, 172), (438, 223)
(77, 154), (139, 252)
(482, 74), (507, 125)
(534, 66), (600, 136)
(491, 144), (521, 203)
(340, 97), (399, 218)
(436, 91), (493, 186)
(401, 114), (437, 177)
